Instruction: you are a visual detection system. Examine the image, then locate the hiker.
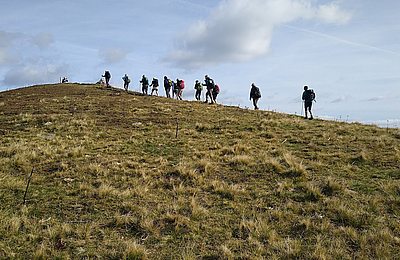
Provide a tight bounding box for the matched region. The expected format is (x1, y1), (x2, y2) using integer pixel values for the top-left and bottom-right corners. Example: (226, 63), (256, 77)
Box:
(203, 75), (215, 104)
(96, 78), (105, 86)
(150, 77), (159, 96)
(140, 75), (149, 95)
(122, 74), (130, 91)
(194, 80), (202, 101)
(171, 80), (177, 99)
(102, 70), (111, 87)
(164, 76), (171, 98)
(173, 79), (180, 99)
(177, 79), (185, 100)
(212, 84), (220, 103)
(302, 85), (316, 120)
(249, 83), (261, 110)
(61, 77), (68, 83)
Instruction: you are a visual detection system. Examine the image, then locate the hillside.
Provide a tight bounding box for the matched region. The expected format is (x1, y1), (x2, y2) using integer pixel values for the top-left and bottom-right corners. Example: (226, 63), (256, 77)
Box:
(0, 83), (399, 259)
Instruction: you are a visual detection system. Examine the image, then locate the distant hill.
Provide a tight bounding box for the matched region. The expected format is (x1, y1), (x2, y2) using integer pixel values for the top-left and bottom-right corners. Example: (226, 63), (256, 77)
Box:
(0, 83), (399, 259)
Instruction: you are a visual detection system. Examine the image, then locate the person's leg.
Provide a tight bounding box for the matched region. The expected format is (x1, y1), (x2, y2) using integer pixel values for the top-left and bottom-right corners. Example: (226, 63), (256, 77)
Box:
(253, 98), (258, 110)
(209, 90), (215, 103)
(304, 103), (308, 119)
(308, 103), (313, 119)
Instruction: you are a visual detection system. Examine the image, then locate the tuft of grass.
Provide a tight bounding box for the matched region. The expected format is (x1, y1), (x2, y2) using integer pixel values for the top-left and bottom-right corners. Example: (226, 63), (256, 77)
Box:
(210, 180), (243, 200)
(123, 240), (148, 260)
(229, 155), (254, 167)
(190, 196), (208, 220)
(282, 152), (307, 177)
(321, 177), (344, 196)
(300, 182), (323, 202)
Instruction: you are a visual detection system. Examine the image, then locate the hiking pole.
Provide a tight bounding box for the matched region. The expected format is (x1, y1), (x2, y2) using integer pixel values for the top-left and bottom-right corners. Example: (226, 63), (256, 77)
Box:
(23, 167), (35, 205)
(300, 101), (304, 116)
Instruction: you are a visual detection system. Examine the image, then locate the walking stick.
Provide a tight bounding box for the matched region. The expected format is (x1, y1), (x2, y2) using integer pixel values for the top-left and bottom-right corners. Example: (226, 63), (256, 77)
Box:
(301, 101), (304, 116)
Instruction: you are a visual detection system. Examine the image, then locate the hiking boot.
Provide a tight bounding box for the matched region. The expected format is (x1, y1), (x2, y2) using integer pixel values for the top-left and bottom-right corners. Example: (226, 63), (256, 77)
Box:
(309, 117), (313, 120)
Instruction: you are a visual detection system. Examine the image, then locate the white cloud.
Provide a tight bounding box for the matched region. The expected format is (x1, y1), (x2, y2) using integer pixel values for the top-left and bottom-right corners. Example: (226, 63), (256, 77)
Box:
(0, 48), (16, 65)
(31, 32), (54, 49)
(365, 96), (386, 102)
(0, 31), (21, 48)
(166, 0), (351, 69)
(316, 3), (351, 25)
(330, 96), (348, 103)
(99, 48), (128, 64)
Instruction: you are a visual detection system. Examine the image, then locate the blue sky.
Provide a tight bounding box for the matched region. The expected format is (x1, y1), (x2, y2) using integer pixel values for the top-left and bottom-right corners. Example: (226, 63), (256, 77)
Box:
(0, 0), (399, 124)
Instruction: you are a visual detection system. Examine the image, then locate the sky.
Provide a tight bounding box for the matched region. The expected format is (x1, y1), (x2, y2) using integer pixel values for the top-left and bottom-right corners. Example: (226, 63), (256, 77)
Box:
(0, 0), (399, 126)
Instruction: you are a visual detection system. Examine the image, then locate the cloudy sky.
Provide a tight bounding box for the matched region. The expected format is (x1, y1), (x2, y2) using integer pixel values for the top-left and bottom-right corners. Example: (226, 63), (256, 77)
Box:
(0, 0), (399, 124)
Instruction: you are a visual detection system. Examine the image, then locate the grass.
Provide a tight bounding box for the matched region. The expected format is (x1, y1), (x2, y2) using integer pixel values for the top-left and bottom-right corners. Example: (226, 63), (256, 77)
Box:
(0, 83), (399, 258)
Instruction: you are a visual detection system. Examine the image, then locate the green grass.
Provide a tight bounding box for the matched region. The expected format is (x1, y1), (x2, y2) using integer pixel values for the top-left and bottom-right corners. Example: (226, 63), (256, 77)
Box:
(0, 83), (399, 259)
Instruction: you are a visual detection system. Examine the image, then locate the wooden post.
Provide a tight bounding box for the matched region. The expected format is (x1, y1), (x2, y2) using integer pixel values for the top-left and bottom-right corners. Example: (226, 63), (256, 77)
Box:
(23, 167), (34, 205)
(175, 118), (179, 139)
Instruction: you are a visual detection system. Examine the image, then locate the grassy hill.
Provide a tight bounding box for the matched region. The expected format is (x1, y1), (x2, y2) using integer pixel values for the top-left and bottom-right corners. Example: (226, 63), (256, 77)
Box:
(0, 83), (399, 259)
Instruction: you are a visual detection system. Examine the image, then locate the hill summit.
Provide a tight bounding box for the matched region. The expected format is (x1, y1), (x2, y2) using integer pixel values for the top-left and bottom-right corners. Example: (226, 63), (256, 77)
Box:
(0, 83), (399, 258)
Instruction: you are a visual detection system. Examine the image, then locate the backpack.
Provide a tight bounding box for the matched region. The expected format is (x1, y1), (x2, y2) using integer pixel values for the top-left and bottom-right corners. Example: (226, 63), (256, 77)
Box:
(309, 89), (316, 101)
(105, 71), (111, 78)
(254, 87), (261, 98)
(214, 84), (220, 94)
(180, 80), (185, 89)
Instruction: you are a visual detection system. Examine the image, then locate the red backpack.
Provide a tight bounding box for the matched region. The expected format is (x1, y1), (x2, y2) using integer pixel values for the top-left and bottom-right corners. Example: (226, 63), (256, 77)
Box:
(180, 80), (185, 89)
(214, 84), (220, 94)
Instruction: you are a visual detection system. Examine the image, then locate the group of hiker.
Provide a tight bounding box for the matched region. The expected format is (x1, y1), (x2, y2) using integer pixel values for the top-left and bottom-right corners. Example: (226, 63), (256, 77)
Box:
(101, 71), (222, 104)
(98, 70), (316, 118)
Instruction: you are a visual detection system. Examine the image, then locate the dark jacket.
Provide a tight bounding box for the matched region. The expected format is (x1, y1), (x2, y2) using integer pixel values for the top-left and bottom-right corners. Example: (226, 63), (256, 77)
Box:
(250, 86), (261, 99)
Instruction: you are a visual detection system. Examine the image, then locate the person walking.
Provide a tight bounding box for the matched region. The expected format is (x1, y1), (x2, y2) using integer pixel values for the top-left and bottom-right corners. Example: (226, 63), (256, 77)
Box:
(203, 75), (215, 104)
(250, 83), (261, 110)
(194, 80), (202, 101)
(140, 75), (149, 95)
(171, 80), (177, 99)
(150, 77), (159, 96)
(302, 85), (315, 119)
(122, 74), (130, 91)
(212, 84), (220, 103)
(177, 79), (185, 100)
(174, 79), (180, 99)
(164, 76), (171, 98)
(102, 70), (111, 87)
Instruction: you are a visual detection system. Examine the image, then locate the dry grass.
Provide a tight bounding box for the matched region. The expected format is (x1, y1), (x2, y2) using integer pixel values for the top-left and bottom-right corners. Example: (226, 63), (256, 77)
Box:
(0, 83), (399, 258)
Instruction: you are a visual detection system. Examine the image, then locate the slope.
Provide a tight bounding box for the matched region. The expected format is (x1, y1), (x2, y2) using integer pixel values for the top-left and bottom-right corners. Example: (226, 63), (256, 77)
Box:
(0, 83), (399, 259)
